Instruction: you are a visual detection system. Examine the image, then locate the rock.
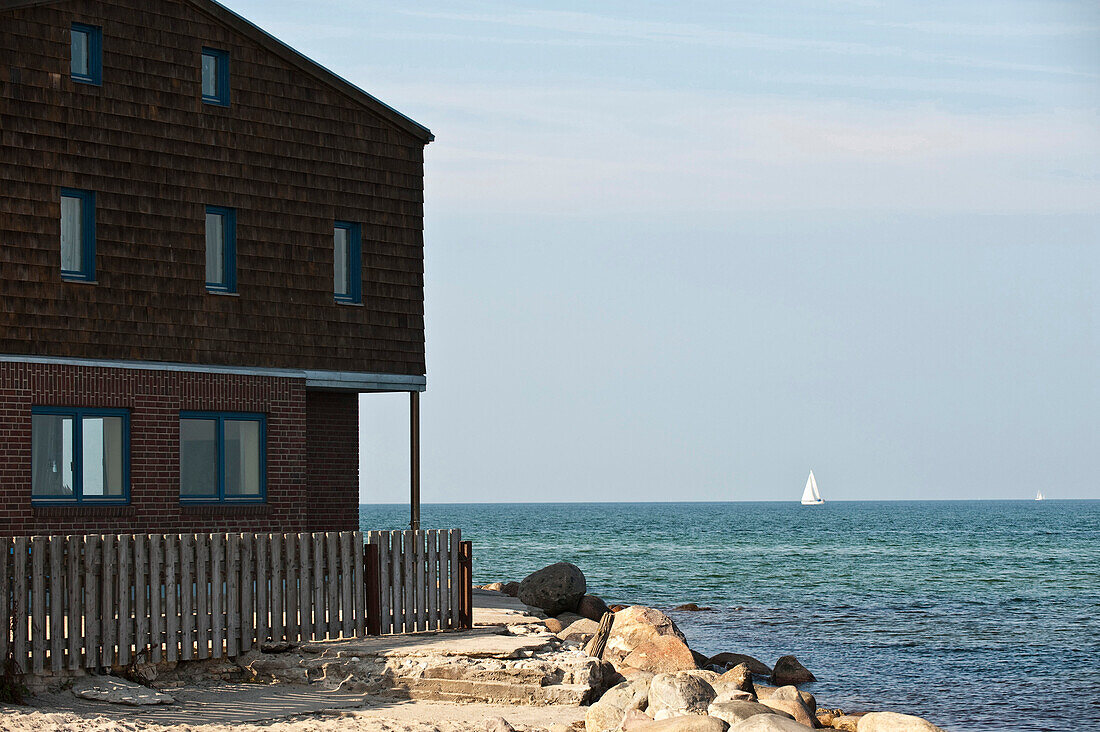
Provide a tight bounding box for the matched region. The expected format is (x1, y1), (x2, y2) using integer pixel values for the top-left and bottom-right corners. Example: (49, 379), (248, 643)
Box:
(578, 595), (612, 621)
(759, 697), (816, 728)
(771, 685), (816, 716)
(648, 671), (717, 716)
(716, 664), (755, 695)
(129, 662), (158, 683)
(607, 606), (689, 660)
(622, 709), (655, 730)
(260, 640), (295, 653)
(73, 677), (175, 706)
(518, 562), (587, 615)
(633, 718), (730, 732)
(545, 617), (566, 633)
(586, 677), (652, 732)
(691, 649), (710, 667)
(610, 604), (628, 612)
(501, 581), (521, 597)
(486, 718), (516, 732)
(770, 656), (816, 686)
(622, 635), (699, 674)
(559, 618), (601, 642)
(856, 712), (946, 732)
(729, 715), (816, 732)
(708, 701), (794, 725)
(708, 653), (772, 676)
(713, 689), (755, 703)
(551, 725), (573, 732)
(673, 603), (713, 611)
(832, 715), (862, 731)
(483, 582), (505, 592)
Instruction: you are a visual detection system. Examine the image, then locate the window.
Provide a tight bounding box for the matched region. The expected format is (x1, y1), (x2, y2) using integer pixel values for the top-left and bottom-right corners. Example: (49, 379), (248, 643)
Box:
(60, 188), (96, 282)
(180, 412), (265, 503)
(31, 407), (129, 504)
(205, 206), (236, 292)
(70, 23), (102, 85)
(201, 47), (230, 106)
(334, 221), (362, 304)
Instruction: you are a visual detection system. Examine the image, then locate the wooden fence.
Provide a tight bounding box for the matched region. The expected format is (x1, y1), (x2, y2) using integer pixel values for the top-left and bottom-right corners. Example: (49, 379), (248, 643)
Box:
(367, 530), (471, 635)
(1, 530), (472, 676)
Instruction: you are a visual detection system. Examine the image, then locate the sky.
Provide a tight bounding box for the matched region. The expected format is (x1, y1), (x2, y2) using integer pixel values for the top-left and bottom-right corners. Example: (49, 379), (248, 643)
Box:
(226, 0), (1100, 502)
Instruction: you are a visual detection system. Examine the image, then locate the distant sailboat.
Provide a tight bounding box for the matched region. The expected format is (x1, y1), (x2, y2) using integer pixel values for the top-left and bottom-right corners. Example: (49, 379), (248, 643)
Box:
(801, 470), (824, 505)
(1035, 490), (1045, 501)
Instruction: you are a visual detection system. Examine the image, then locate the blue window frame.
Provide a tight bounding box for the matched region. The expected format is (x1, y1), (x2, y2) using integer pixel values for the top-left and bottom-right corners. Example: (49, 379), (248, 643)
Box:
(201, 47), (230, 106)
(70, 23), (102, 85)
(333, 221), (362, 304)
(179, 412), (266, 504)
(31, 407), (130, 505)
(60, 188), (96, 282)
(205, 206), (236, 292)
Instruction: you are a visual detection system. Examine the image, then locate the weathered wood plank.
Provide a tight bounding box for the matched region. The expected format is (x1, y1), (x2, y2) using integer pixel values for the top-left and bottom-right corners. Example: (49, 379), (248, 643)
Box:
(391, 531), (403, 635)
(374, 532), (391, 635)
(49, 536), (64, 673)
(240, 533), (254, 651)
(298, 533), (312, 641)
(134, 534), (148, 663)
(179, 533), (194, 661)
(417, 530), (428, 632)
(255, 533), (270, 646)
(0, 537), (10, 669)
(117, 534), (132, 666)
(450, 530), (462, 629)
(100, 534), (116, 668)
(340, 532), (353, 638)
(325, 532), (340, 638)
(66, 536), (82, 670)
(312, 532), (325, 639)
(352, 531), (365, 637)
(427, 530), (438, 632)
(149, 534), (163, 663)
(30, 536), (46, 674)
(438, 531), (450, 633)
(402, 531), (414, 635)
(195, 534), (210, 660)
(271, 533), (284, 643)
(13, 536), (28, 672)
(226, 534), (240, 656)
(284, 535), (299, 643)
(211, 534), (225, 659)
(164, 534), (179, 663)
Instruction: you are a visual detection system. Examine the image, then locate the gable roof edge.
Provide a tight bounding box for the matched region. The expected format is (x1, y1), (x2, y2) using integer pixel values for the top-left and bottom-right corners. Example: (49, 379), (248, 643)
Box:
(0, 0), (434, 144)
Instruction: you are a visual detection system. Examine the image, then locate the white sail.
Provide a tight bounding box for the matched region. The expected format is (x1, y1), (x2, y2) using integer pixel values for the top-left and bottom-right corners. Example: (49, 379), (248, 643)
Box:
(1035, 490), (1044, 501)
(801, 470), (824, 505)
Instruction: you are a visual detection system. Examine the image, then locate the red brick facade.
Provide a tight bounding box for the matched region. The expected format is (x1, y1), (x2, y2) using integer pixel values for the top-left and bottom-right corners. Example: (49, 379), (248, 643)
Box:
(0, 360), (358, 536)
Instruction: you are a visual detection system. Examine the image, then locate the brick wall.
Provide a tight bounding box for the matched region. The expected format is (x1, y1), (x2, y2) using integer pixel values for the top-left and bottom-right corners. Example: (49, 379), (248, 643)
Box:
(305, 391), (360, 532)
(0, 361), (360, 536)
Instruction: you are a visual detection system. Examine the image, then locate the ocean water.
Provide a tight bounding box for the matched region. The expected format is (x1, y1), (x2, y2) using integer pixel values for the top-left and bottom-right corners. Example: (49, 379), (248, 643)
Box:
(360, 501), (1100, 732)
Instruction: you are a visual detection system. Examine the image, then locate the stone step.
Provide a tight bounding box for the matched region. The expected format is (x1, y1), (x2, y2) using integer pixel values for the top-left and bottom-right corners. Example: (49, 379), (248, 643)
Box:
(384, 676), (594, 706)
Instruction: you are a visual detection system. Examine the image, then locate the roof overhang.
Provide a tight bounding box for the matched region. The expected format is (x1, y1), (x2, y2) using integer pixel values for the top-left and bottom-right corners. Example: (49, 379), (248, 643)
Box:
(0, 0), (433, 143)
(0, 354), (427, 393)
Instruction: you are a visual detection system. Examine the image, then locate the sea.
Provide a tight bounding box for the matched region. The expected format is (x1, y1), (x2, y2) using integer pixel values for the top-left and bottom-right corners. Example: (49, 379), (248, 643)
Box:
(359, 501), (1100, 732)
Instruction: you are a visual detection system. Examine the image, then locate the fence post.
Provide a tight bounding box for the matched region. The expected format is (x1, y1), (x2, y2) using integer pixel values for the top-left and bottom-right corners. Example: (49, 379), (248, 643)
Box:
(365, 543), (381, 636)
(458, 541), (473, 630)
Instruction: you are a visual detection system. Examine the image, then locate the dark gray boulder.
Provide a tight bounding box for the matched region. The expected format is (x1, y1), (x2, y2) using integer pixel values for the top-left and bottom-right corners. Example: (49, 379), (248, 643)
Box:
(770, 656), (816, 686)
(577, 594), (612, 621)
(518, 562), (586, 615)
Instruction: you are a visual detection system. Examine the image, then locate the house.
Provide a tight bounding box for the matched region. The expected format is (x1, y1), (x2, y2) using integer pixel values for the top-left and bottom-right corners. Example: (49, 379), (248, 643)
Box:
(0, 0), (432, 537)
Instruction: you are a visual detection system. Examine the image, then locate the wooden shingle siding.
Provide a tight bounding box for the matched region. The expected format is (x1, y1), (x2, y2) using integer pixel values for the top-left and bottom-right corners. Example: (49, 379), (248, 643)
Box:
(0, 0), (426, 375)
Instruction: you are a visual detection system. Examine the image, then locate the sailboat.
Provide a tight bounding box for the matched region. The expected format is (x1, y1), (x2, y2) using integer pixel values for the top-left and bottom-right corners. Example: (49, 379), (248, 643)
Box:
(801, 470), (824, 505)
(1035, 490), (1045, 501)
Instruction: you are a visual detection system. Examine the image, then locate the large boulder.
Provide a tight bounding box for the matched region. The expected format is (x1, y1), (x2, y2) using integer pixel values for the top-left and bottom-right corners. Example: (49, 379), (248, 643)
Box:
(856, 712), (946, 732)
(729, 715), (815, 732)
(607, 606), (688, 660)
(622, 635), (699, 674)
(770, 656), (815, 686)
(715, 663), (755, 696)
(648, 671), (717, 717)
(708, 701), (793, 725)
(578, 594), (612, 621)
(585, 677), (652, 732)
(500, 581), (521, 597)
(832, 715), (862, 731)
(770, 686), (816, 716)
(632, 717), (730, 732)
(709, 653), (772, 676)
(519, 562), (587, 615)
(759, 698), (816, 728)
(559, 618), (601, 643)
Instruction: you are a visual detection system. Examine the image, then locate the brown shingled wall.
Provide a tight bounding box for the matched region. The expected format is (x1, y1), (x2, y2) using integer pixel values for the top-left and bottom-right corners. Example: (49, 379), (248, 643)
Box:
(0, 0), (426, 375)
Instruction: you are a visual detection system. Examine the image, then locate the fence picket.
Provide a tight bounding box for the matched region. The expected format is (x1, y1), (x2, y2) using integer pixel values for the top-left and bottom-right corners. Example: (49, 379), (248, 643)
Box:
(195, 534), (210, 660)
(298, 533), (311, 640)
(211, 534), (225, 659)
(0, 537), (10, 668)
(227, 534), (240, 656)
(271, 534), (283, 644)
(164, 534), (179, 663)
(240, 533), (254, 651)
(30, 536), (45, 674)
(450, 530), (462, 629)
(340, 532), (353, 638)
(117, 534), (131, 666)
(352, 531), (365, 637)
(427, 530), (438, 632)
(312, 532), (324, 639)
(149, 535), (162, 663)
(391, 531), (404, 634)
(134, 535), (148, 664)
(179, 533), (194, 661)
(285, 535), (299, 642)
(13, 537), (28, 672)
(255, 533), (269, 646)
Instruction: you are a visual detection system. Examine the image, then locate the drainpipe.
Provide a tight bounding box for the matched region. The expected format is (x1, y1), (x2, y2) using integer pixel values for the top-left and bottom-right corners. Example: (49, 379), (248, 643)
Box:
(410, 390), (420, 531)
